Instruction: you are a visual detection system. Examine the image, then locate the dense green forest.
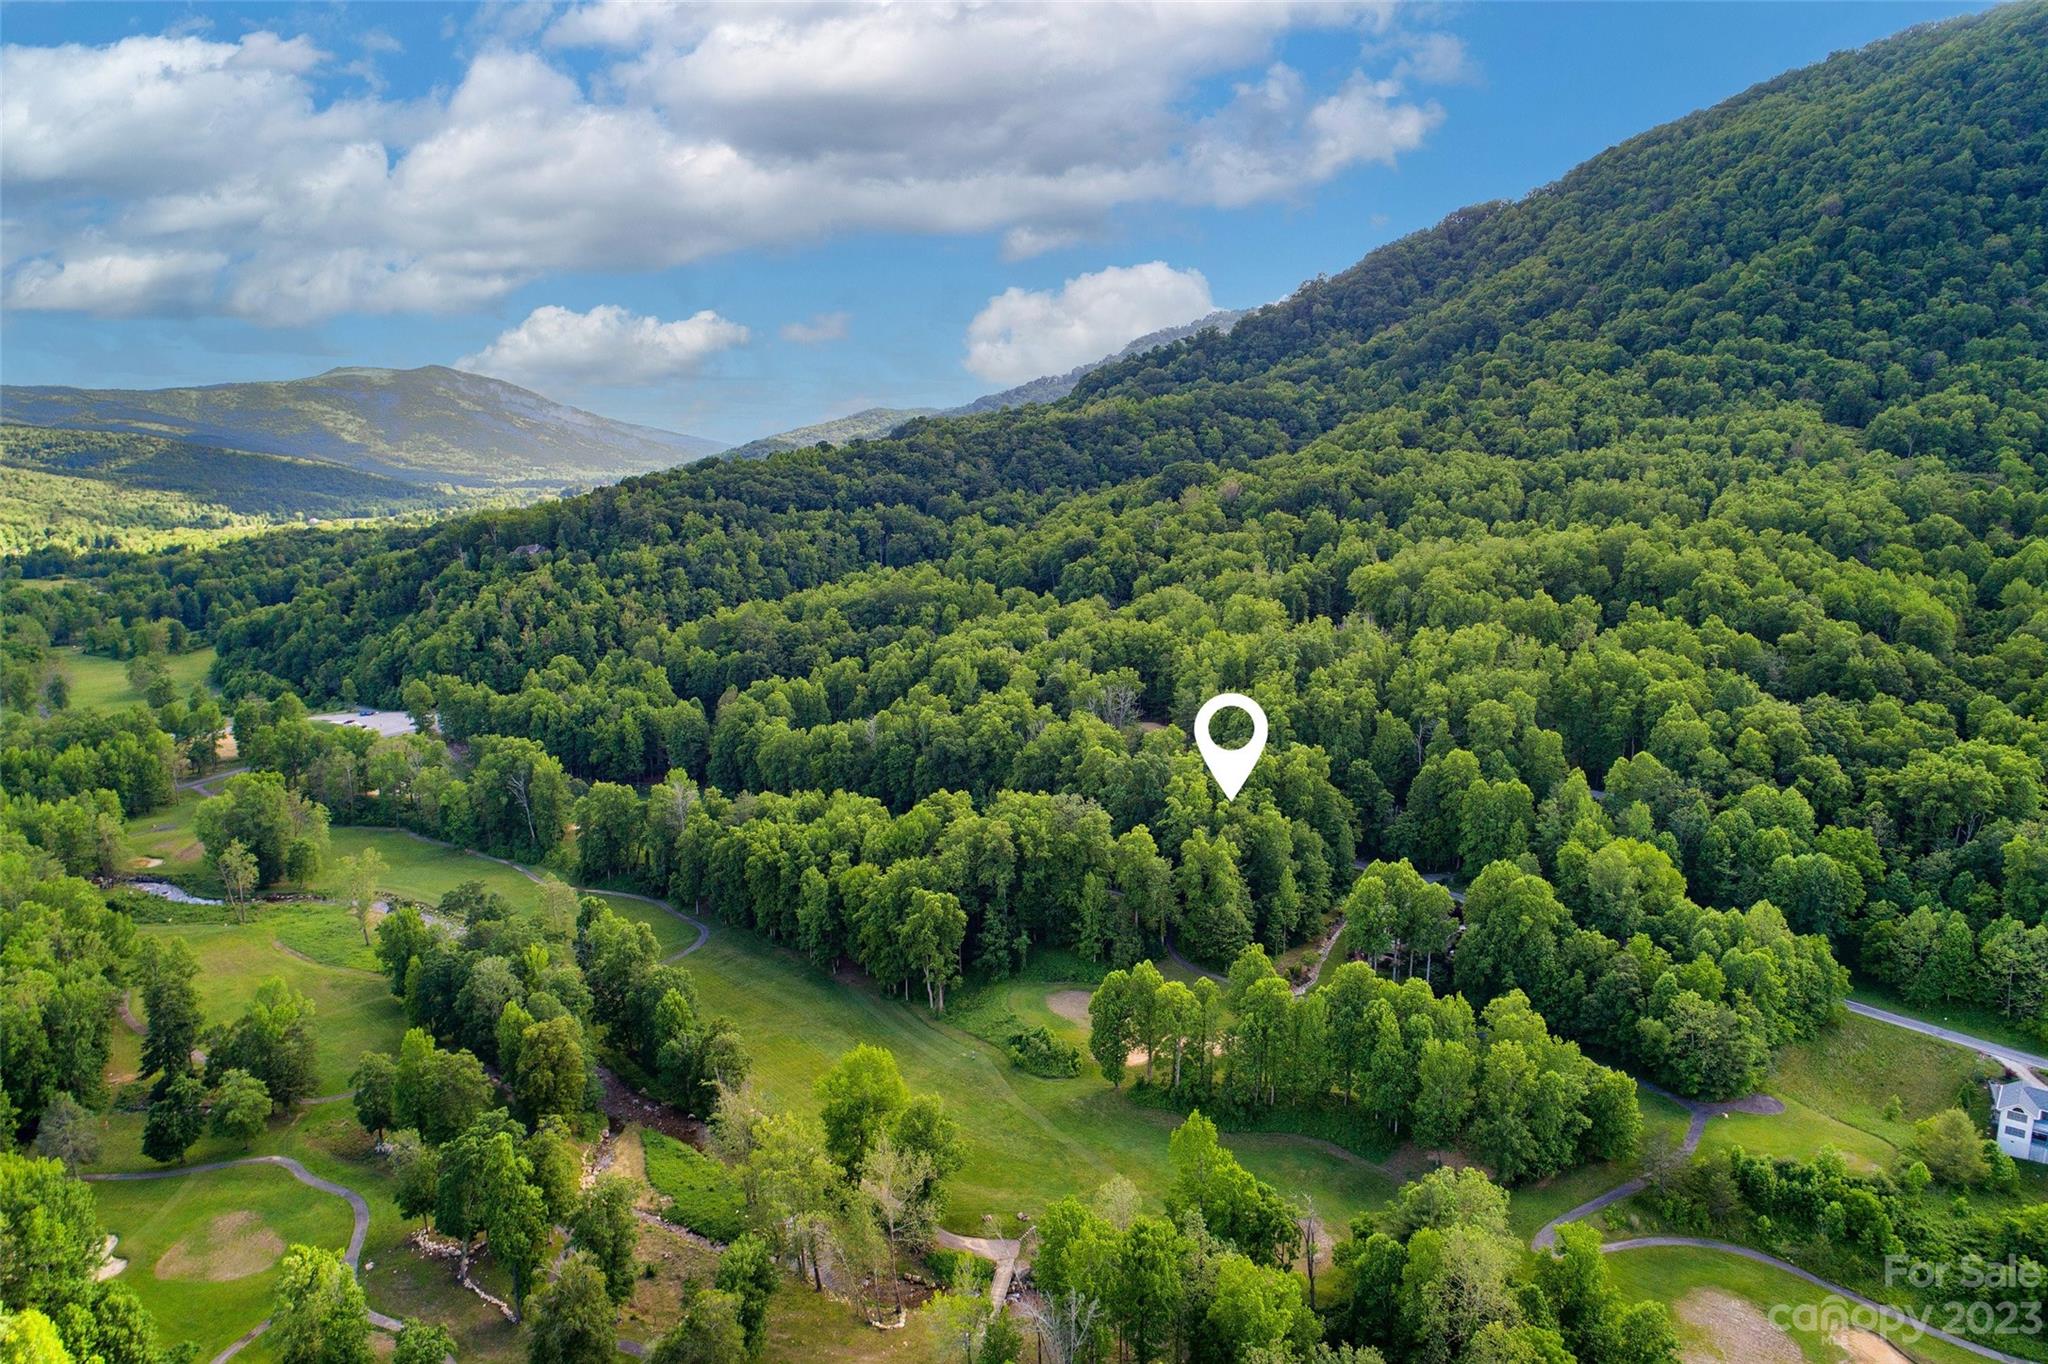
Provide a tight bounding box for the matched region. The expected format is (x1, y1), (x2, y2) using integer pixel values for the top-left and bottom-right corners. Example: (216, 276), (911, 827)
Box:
(5, 8), (2048, 1362)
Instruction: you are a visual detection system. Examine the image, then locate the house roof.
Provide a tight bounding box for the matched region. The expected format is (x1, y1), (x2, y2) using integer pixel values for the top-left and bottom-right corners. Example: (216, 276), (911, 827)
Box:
(1992, 1080), (2048, 1114)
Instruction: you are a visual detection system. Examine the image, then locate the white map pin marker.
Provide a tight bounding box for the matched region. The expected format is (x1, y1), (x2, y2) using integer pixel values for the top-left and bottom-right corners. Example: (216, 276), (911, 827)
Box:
(1195, 692), (1267, 800)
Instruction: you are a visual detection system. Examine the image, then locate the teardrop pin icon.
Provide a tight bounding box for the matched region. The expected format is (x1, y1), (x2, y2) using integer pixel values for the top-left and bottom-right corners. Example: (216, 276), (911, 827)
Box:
(1194, 693), (1267, 800)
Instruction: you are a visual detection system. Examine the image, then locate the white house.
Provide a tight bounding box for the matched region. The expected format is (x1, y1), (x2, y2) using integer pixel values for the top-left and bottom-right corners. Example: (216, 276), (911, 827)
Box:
(1991, 1079), (2048, 1164)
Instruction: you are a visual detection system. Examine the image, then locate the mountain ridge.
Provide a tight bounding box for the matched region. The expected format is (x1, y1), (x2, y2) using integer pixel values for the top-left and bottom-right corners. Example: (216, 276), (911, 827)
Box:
(0, 364), (722, 491)
(717, 308), (1248, 459)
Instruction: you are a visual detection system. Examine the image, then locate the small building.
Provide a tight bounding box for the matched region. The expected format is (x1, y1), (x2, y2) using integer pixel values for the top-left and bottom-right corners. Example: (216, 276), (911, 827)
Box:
(1991, 1079), (2048, 1164)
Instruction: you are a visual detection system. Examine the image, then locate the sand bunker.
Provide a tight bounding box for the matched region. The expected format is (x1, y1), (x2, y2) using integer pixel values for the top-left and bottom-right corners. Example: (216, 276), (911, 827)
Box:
(1673, 1288), (1801, 1364)
(155, 1210), (284, 1282)
(1046, 990), (1092, 1023)
(1831, 1328), (1911, 1364)
(96, 1234), (127, 1281)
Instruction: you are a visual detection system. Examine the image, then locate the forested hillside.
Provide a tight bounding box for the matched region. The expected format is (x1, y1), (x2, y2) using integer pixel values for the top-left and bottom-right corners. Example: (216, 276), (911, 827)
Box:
(13, 5), (2048, 1092)
(0, 425), (456, 554)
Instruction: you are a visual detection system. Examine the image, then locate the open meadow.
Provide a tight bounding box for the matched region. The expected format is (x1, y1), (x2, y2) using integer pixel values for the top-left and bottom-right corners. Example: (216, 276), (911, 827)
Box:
(56, 645), (216, 710)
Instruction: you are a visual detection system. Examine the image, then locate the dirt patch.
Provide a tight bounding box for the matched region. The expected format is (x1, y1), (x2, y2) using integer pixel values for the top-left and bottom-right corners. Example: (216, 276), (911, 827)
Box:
(609, 1126), (649, 1201)
(131, 856), (164, 870)
(595, 1065), (707, 1146)
(155, 1211), (285, 1282)
(1831, 1329), (1910, 1364)
(1672, 1288), (1800, 1364)
(1046, 990), (1092, 1024)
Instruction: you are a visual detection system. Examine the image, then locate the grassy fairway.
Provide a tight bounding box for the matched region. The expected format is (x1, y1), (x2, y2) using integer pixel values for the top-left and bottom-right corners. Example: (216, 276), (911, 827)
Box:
(681, 928), (1396, 1234)
(57, 646), (216, 709)
(319, 828), (546, 908)
(89, 1162), (354, 1360)
(125, 794), (208, 874)
(137, 916), (407, 1094)
(234, 825), (1395, 1234)
(1603, 1244), (1991, 1364)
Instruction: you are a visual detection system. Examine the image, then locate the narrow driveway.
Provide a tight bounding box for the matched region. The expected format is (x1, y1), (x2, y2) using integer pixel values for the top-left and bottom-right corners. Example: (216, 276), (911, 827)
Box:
(1844, 1000), (2045, 1085)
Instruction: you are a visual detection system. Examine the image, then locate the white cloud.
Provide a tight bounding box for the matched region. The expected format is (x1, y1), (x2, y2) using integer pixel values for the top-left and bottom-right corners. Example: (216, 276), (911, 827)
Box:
(2, 6), (1457, 322)
(6, 248), (226, 315)
(458, 304), (749, 389)
(965, 262), (1213, 385)
(781, 311), (849, 344)
(1000, 226), (1088, 262)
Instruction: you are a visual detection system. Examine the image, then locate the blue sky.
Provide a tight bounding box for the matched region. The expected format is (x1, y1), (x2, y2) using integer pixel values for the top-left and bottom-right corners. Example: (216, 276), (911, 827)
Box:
(0, 1), (1992, 445)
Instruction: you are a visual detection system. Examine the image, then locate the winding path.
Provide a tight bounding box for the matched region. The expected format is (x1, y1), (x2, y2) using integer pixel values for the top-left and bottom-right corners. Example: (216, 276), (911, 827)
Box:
(1599, 1238), (2030, 1364)
(1293, 916), (1347, 997)
(1529, 1087), (1782, 1251)
(83, 1155), (399, 1363)
(176, 765), (247, 796)
(1163, 934), (1224, 983)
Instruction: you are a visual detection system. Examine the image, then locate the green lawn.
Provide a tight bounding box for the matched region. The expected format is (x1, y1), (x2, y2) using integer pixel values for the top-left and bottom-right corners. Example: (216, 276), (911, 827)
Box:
(134, 916), (407, 1094)
(1697, 1013), (2002, 1171)
(124, 793), (208, 875)
(1774, 1013), (2000, 1133)
(270, 827), (1397, 1235)
(89, 1160), (355, 1360)
(320, 828), (546, 908)
(1603, 1244), (1991, 1364)
(57, 646), (215, 710)
(681, 928), (1395, 1235)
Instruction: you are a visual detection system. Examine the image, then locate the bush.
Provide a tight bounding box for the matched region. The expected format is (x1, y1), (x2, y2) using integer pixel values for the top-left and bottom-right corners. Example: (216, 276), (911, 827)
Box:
(1006, 1026), (1083, 1078)
(641, 1130), (746, 1242)
(924, 1248), (993, 1289)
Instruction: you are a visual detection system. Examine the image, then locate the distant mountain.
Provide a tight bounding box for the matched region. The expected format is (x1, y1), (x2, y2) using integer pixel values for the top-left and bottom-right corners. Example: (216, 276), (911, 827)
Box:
(719, 308), (1246, 459)
(719, 406), (940, 461)
(949, 308), (1246, 415)
(0, 366), (722, 490)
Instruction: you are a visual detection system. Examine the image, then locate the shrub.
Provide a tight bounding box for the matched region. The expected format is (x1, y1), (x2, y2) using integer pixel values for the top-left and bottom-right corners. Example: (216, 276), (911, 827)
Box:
(641, 1130), (746, 1242)
(1006, 1026), (1083, 1079)
(924, 1248), (993, 1289)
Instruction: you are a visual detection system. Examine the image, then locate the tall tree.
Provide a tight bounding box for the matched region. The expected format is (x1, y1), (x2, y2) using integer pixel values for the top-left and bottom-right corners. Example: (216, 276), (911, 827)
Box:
(270, 1244), (372, 1364)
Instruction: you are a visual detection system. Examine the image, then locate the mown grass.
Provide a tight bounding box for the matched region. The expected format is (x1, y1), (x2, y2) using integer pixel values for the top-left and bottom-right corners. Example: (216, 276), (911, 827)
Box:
(681, 928), (1396, 1234)
(57, 646), (215, 710)
(1603, 1244), (1992, 1364)
(1697, 1013), (2002, 1171)
(269, 902), (381, 971)
(88, 1159), (354, 1359)
(133, 916), (407, 1094)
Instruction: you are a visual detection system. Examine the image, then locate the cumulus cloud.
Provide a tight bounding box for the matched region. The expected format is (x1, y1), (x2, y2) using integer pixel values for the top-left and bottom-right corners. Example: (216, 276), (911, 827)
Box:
(458, 304), (749, 389)
(6, 249), (226, 315)
(965, 262), (1213, 385)
(2, 5), (1457, 322)
(781, 311), (850, 344)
